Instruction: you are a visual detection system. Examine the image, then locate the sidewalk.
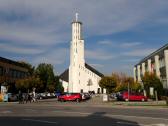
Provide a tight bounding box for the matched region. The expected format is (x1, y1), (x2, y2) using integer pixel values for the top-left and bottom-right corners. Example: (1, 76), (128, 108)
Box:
(85, 95), (168, 108)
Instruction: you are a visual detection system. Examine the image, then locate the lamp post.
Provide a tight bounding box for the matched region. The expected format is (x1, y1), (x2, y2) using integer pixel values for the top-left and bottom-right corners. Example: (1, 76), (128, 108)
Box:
(128, 82), (130, 102)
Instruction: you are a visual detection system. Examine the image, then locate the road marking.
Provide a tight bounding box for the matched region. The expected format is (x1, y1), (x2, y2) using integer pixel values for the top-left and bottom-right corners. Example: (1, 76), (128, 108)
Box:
(0, 110), (12, 114)
(144, 124), (168, 126)
(53, 110), (90, 115)
(105, 114), (168, 121)
(117, 121), (139, 126)
(53, 110), (168, 122)
(22, 119), (58, 124)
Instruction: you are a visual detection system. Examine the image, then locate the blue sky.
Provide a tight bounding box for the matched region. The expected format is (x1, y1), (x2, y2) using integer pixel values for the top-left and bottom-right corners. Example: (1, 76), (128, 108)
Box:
(0, 0), (168, 76)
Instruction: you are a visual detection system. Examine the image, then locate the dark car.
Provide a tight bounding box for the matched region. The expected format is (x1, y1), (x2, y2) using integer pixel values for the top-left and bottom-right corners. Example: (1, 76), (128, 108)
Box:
(81, 93), (91, 100)
(58, 93), (82, 102)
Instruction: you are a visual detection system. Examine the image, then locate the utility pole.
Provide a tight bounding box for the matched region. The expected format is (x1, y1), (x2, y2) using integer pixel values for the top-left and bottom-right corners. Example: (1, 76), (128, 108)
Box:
(128, 82), (130, 102)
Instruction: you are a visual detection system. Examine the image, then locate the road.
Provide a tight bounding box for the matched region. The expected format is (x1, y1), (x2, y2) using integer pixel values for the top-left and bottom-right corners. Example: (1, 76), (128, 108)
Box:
(0, 99), (168, 126)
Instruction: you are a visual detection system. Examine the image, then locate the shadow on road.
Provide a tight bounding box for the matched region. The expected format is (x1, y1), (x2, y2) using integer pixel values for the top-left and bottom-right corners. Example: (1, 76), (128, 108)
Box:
(0, 112), (140, 126)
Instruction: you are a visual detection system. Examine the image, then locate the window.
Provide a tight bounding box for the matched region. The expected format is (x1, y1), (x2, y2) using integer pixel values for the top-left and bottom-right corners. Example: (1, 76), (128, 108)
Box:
(79, 72), (80, 76)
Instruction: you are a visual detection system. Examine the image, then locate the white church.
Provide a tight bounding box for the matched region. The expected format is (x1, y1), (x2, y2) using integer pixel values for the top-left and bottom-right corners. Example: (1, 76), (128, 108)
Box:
(60, 14), (105, 94)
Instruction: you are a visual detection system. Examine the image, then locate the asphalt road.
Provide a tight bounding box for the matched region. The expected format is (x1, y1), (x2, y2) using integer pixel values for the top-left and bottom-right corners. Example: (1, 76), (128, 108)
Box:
(0, 99), (168, 126)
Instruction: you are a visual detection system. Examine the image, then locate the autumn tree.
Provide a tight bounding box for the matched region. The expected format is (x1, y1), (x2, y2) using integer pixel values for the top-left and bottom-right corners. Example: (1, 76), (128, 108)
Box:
(15, 76), (43, 92)
(112, 73), (141, 92)
(142, 72), (163, 97)
(99, 76), (117, 94)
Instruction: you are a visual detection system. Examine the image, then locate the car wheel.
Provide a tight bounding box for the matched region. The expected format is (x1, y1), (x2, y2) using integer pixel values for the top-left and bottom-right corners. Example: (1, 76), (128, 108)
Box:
(76, 98), (80, 102)
(125, 98), (129, 102)
(141, 98), (145, 102)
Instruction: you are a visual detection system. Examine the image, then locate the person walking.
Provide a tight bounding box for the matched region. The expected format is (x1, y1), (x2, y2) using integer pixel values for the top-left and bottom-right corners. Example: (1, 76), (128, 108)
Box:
(18, 90), (23, 104)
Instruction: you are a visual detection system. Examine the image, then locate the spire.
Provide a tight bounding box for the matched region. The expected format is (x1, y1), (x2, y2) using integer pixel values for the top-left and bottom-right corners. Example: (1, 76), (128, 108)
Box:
(75, 13), (78, 21)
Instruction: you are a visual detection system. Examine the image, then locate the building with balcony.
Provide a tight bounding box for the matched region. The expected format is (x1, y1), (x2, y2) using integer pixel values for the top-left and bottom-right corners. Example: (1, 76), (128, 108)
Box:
(134, 44), (168, 90)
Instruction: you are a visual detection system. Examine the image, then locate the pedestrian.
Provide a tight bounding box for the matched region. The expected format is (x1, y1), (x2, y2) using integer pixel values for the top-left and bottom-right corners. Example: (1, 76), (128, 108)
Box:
(18, 90), (23, 104)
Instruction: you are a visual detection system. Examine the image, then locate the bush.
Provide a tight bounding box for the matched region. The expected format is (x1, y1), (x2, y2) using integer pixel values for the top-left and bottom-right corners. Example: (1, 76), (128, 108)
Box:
(142, 72), (163, 97)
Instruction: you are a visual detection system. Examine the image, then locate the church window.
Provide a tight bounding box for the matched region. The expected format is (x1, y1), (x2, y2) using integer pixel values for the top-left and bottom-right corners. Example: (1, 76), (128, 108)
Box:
(79, 72), (80, 76)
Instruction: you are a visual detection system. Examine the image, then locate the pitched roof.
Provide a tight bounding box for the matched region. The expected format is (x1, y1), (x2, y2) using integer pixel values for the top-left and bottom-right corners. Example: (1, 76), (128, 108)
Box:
(85, 63), (104, 77)
(59, 63), (104, 82)
(135, 43), (168, 66)
(59, 69), (69, 82)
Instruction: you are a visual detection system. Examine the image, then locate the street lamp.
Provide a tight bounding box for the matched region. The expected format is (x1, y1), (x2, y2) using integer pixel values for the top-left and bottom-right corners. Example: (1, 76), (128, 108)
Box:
(128, 82), (130, 102)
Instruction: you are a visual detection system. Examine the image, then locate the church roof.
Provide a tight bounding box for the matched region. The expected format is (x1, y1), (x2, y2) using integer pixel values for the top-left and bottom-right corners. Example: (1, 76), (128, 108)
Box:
(59, 63), (104, 82)
(59, 69), (69, 82)
(85, 63), (104, 77)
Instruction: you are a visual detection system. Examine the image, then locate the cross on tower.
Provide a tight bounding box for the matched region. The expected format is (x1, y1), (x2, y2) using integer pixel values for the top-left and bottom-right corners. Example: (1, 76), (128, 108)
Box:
(75, 13), (78, 21)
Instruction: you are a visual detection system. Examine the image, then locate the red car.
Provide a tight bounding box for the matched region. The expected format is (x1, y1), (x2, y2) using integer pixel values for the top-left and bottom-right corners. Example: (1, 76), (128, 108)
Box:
(58, 93), (82, 102)
(118, 92), (148, 101)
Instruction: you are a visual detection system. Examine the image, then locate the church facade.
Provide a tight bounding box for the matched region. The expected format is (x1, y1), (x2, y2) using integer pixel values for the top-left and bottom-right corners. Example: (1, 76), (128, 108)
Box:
(60, 14), (104, 93)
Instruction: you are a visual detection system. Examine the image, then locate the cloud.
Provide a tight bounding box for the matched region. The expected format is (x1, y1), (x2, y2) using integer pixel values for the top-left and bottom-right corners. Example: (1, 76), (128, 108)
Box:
(121, 59), (140, 62)
(0, 0), (168, 41)
(122, 48), (156, 57)
(98, 40), (113, 45)
(0, 0), (168, 75)
(0, 21), (68, 46)
(89, 63), (104, 68)
(32, 48), (69, 65)
(85, 49), (115, 60)
(0, 43), (44, 55)
(120, 42), (142, 48)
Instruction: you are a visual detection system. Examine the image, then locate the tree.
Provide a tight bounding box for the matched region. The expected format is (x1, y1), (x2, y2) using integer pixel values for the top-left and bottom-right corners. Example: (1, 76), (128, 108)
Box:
(113, 73), (142, 92)
(18, 61), (35, 76)
(99, 76), (117, 94)
(15, 76), (43, 92)
(35, 63), (55, 92)
(54, 76), (64, 93)
(142, 72), (163, 97)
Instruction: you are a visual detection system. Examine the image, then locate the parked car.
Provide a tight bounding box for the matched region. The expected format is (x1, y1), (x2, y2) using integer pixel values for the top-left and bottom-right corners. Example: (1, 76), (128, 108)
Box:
(81, 93), (91, 100)
(8, 93), (18, 102)
(117, 91), (148, 101)
(58, 93), (82, 102)
(110, 93), (117, 100)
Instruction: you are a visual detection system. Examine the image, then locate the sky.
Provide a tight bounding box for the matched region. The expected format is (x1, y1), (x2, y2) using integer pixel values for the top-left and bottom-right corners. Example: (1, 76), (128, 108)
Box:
(0, 0), (168, 76)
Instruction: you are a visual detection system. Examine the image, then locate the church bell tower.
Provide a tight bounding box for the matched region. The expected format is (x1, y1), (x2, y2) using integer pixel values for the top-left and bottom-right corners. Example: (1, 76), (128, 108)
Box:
(69, 13), (85, 92)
